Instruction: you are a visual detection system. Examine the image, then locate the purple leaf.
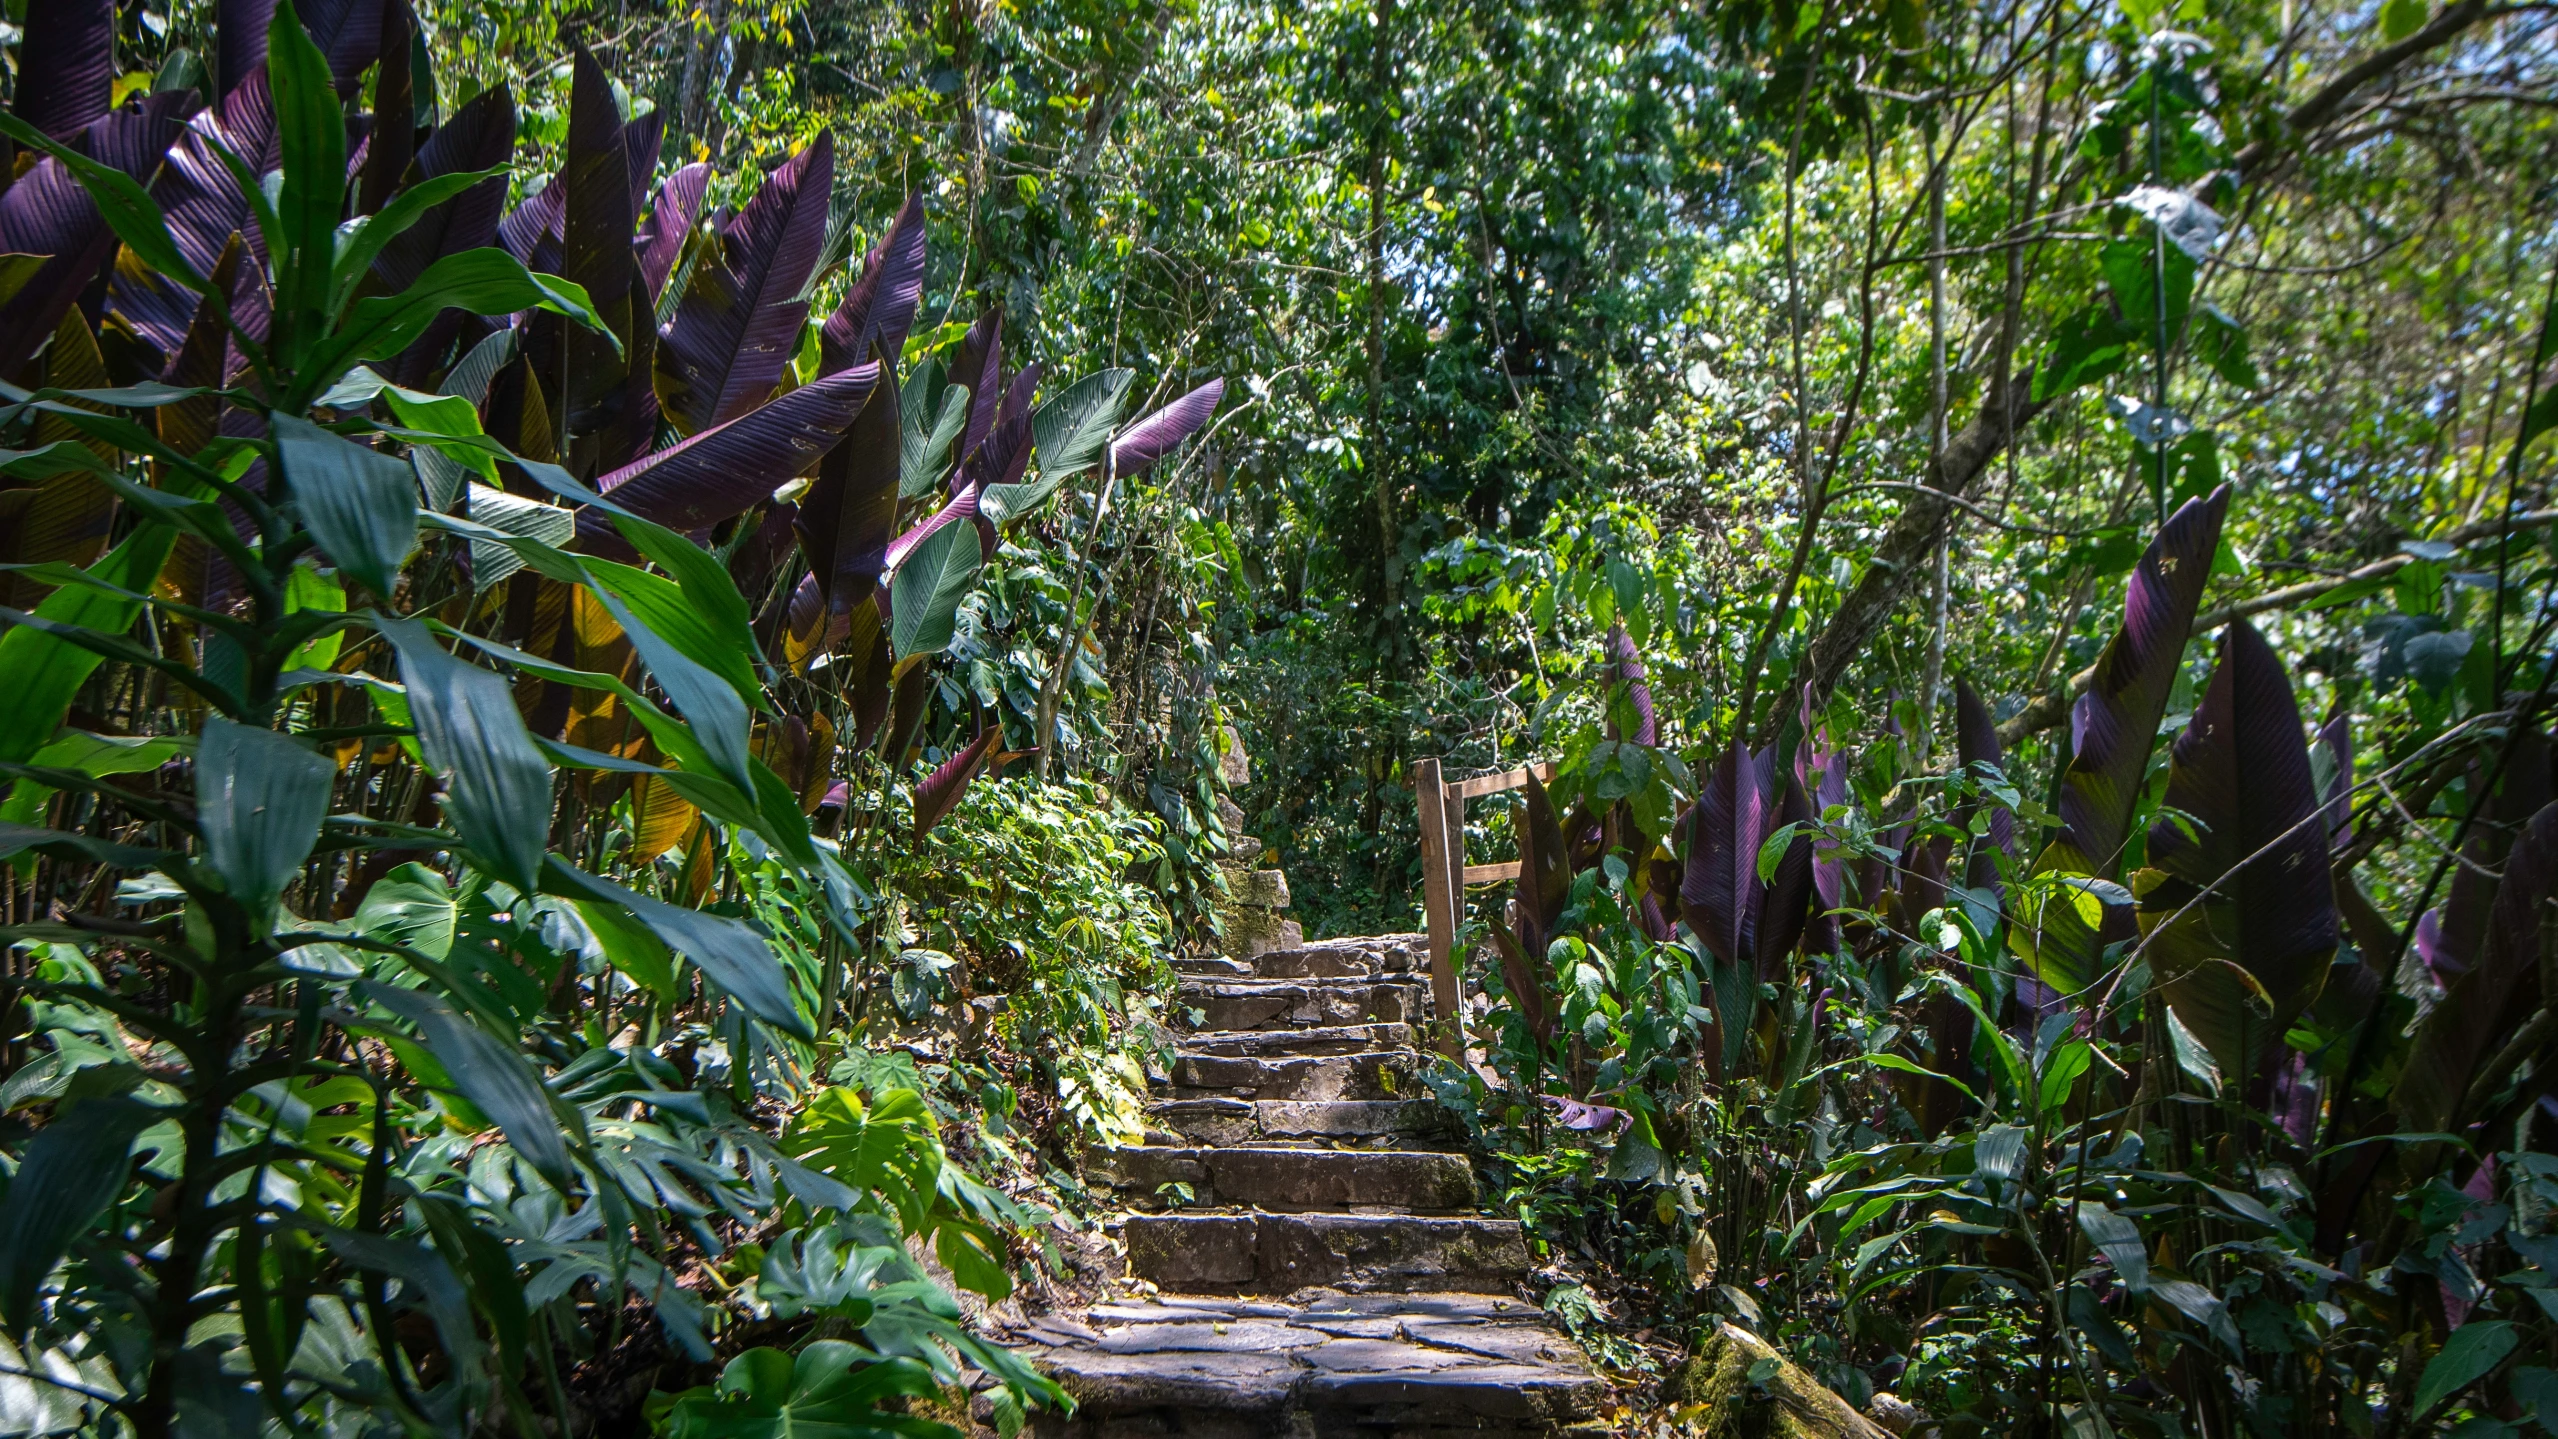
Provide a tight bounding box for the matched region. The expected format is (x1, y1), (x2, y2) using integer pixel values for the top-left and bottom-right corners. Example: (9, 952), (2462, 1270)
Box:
(14, 0), (116, 140)
(1601, 624), (1655, 746)
(371, 84), (515, 291)
(946, 307), (1004, 474)
(1112, 378), (1224, 478)
(636, 162), (710, 302)
(1796, 685), (1849, 952)
(913, 728), (1000, 841)
(496, 181), (562, 265)
(1756, 770), (1815, 977)
(795, 369), (902, 623)
(296, 0), (386, 99)
(1516, 771), (1572, 960)
(656, 133), (834, 435)
(354, 0), (412, 216)
(820, 194), (928, 375)
(586, 363), (879, 539)
(218, 0), (280, 98)
(2397, 800), (2558, 1131)
(1486, 912), (1552, 1046)
(1953, 677), (2015, 890)
(555, 45), (633, 455)
(2417, 729), (2549, 985)
(622, 109), (665, 211)
(1683, 742), (1775, 970)
(0, 96), (194, 375)
(2142, 620), (2339, 1075)
(2318, 712), (2354, 843)
(1543, 1095), (1629, 1132)
(111, 80), (275, 355)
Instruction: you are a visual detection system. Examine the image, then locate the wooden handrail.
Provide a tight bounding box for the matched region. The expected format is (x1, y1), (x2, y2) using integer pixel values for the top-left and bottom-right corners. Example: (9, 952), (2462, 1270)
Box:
(1412, 758), (1551, 1062)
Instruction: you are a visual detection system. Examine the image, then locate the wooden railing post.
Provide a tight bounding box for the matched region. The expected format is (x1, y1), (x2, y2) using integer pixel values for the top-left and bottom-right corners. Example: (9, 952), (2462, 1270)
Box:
(1413, 758), (1465, 1062)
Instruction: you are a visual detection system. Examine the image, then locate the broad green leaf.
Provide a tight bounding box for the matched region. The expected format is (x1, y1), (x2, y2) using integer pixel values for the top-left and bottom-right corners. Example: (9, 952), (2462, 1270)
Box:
(2415, 1320), (2518, 1418)
(1027, 367), (1134, 479)
(384, 386), (499, 487)
(0, 730), (188, 826)
(2074, 1202), (2150, 1292)
(2190, 304), (2260, 390)
(273, 415), (420, 599)
(375, 614), (554, 895)
(2033, 305), (2135, 403)
(195, 716), (334, 919)
(0, 1097), (161, 1327)
(355, 863), (458, 962)
(580, 581), (756, 796)
(887, 523), (983, 663)
(545, 862), (811, 1039)
(461, 484), (575, 590)
(660, 1345), (956, 1439)
(330, 165), (511, 318)
(570, 896), (680, 1002)
(310, 250), (609, 398)
(283, 562), (349, 670)
(365, 982), (577, 1189)
(0, 526), (177, 766)
(585, 559), (762, 709)
(269, 0), (348, 354)
(2380, 0), (2429, 40)
(899, 374), (970, 500)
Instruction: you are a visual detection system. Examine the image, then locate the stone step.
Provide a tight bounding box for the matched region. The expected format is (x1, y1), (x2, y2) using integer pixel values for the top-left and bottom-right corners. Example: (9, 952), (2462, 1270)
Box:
(1171, 955), (1256, 978)
(1179, 1023), (1414, 1058)
(1177, 978), (1426, 1032)
(1094, 1146), (1478, 1212)
(1014, 1292), (1602, 1438)
(1249, 934), (1428, 980)
(1168, 1049), (1420, 1102)
(1149, 1098), (1449, 1148)
(1122, 1214), (1531, 1294)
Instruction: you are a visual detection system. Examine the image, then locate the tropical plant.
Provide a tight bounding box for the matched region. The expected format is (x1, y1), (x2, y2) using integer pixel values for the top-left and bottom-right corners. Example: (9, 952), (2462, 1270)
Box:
(0, 1), (1218, 1434)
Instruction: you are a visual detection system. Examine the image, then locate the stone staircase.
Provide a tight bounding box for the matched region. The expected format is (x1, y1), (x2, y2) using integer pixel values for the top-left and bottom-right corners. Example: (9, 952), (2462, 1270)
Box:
(1014, 935), (1605, 1437)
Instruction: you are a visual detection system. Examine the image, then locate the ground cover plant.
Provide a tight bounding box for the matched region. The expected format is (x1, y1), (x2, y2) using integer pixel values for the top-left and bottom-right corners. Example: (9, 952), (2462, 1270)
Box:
(0, 1), (1218, 1432)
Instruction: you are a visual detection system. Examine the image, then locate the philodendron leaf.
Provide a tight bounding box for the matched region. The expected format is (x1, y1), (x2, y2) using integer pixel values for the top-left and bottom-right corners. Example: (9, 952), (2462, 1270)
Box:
(365, 983), (578, 1190)
(2136, 620), (2338, 1076)
(195, 716), (333, 920)
(375, 614), (553, 896)
(886, 521), (983, 664)
(273, 414), (419, 599)
(660, 1345), (955, 1439)
(545, 861), (810, 1039)
(0, 1096), (160, 1327)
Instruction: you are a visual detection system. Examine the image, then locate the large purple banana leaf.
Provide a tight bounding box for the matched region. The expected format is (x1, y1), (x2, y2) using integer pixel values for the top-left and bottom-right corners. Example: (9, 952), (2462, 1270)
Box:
(372, 85), (515, 289)
(496, 179), (563, 265)
(1112, 379), (1225, 477)
(821, 194), (928, 375)
(555, 46), (633, 461)
(299, 0), (387, 98)
(116, 75), (278, 355)
(2018, 484), (2228, 995)
(218, 0), (281, 98)
(0, 95), (193, 374)
(1490, 771), (1571, 1045)
(2041, 485), (2229, 877)
(1796, 686), (1849, 953)
(355, 1), (413, 216)
(584, 363), (878, 540)
(1682, 742), (1776, 974)
(946, 308), (1004, 475)
(795, 370), (902, 628)
(1953, 677), (2014, 890)
(14, 0), (116, 140)
(2414, 728), (2549, 987)
(913, 728), (1001, 841)
(1602, 624), (1656, 745)
(636, 163), (711, 303)
(657, 133), (833, 435)
(2141, 620), (2339, 1075)
(2395, 800), (2558, 1132)
(1758, 772), (1816, 974)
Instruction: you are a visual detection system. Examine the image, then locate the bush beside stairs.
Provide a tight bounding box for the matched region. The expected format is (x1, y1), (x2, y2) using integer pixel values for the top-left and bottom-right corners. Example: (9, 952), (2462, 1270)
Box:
(1003, 929), (1607, 1436)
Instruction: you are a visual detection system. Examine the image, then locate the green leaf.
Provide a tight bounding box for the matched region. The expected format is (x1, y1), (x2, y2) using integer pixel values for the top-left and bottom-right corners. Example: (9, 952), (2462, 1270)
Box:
(330, 166), (511, 319)
(0, 527), (177, 765)
(273, 414), (420, 599)
(1007, 368), (1135, 521)
(545, 862), (811, 1039)
(0, 1096), (160, 1327)
(581, 579), (756, 796)
(365, 982), (578, 1188)
(461, 484), (576, 590)
(2074, 1202), (2150, 1292)
(383, 386), (499, 486)
(887, 523), (984, 663)
(2034, 305), (2136, 403)
(570, 896), (680, 1002)
(375, 614), (554, 895)
(355, 862), (457, 961)
(269, 0), (348, 355)
(0, 730), (188, 826)
(2380, 0), (2429, 40)
(310, 250), (609, 399)
(2102, 235), (2196, 345)
(2189, 304), (2260, 390)
(899, 372), (970, 500)
(585, 559), (763, 711)
(194, 716), (334, 919)
(283, 561), (349, 670)
(2417, 1320), (2519, 1418)
(661, 1344), (958, 1439)
(2147, 1276), (2241, 1355)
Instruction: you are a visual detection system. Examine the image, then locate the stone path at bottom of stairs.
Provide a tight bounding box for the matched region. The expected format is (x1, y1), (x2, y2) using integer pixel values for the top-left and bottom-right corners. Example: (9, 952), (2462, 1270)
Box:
(1002, 934), (1605, 1438)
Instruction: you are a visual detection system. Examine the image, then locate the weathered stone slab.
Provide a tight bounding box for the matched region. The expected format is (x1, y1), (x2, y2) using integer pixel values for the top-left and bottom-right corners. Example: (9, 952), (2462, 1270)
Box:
(1123, 1214), (1529, 1293)
(1180, 1024), (1411, 1057)
(1095, 1320), (1324, 1356)
(1098, 1147), (1477, 1212)
(1167, 1051), (1418, 1102)
(1148, 1098), (1447, 1146)
(1172, 956), (1256, 978)
(1175, 980), (1426, 1032)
